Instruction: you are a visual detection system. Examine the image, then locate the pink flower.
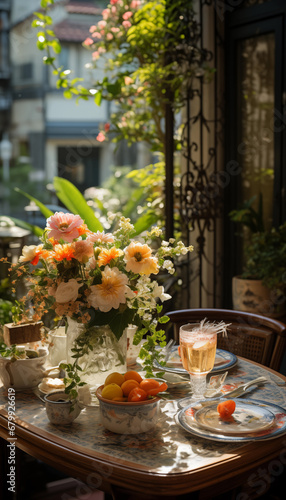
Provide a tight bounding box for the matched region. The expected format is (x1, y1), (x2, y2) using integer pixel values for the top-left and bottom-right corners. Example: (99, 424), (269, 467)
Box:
(110, 0), (119, 4)
(83, 37), (94, 46)
(89, 25), (97, 33)
(98, 20), (106, 29)
(88, 266), (130, 312)
(106, 33), (113, 41)
(111, 27), (120, 33)
(104, 123), (110, 132)
(96, 132), (106, 142)
(102, 9), (110, 20)
(122, 20), (131, 29)
(123, 11), (133, 20)
(92, 32), (102, 39)
(87, 231), (114, 243)
(46, 212), (84, 242)
(55, 279), (82, 304)
(130, 0), (140, 8)
(73, 240), (94, 263)
(124, 76), (133, 85)
(92, 51), (100, 60)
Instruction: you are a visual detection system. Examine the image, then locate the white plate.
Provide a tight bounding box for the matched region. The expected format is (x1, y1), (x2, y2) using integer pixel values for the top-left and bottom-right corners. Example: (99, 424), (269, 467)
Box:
(194, 400), (275, 434)
(176, 398), (286, 442)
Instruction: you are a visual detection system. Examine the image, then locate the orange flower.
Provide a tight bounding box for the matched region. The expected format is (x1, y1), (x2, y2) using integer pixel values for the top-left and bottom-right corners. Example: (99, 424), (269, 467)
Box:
(97, 247), (123, 267)
(77, 223), (90, 237)
(124, 242), (159, 275)
(53, 244), (75, 262)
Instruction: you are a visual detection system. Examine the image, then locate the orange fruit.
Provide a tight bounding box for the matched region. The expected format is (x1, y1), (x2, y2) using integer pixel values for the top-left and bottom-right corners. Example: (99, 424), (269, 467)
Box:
(104, 372), (125, 387)
(112, 396), (128, 402)
(139, 379), (160, 392)
(217, 400), (236, 419)
(121, 379), (140, 396)
(147, 382), (168, 396)
(124, 371), (143, 383)
(101, 383), (123, 400)
(128, 387), (148, 402)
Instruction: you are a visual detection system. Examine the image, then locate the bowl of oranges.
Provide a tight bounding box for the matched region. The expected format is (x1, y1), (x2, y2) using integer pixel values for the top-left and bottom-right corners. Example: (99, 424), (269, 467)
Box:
(96, 370), (168, 434)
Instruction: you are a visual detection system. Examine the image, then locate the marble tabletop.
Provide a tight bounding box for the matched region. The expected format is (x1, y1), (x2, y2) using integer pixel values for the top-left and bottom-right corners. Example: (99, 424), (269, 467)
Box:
(1, 358), (286, 475)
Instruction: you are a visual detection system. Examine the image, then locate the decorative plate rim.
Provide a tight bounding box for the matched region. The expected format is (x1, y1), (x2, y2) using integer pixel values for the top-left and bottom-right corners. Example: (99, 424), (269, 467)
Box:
(154, 347), (237, 374)
(176, 398), (286, 442)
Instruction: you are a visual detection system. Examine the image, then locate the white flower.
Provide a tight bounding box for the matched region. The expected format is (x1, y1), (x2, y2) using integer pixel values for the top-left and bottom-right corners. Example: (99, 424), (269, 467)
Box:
(152, 284), (172, 302)
(19, 245), (37, 263)
(55, 279), (82, 303)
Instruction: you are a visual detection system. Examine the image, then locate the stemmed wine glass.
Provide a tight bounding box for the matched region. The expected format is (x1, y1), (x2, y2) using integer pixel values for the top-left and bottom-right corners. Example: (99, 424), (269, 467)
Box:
(179, 320), (229, 407)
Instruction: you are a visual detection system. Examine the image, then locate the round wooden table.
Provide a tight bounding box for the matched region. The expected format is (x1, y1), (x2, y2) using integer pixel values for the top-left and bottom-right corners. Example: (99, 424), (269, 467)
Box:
(0, 357), (286, 499)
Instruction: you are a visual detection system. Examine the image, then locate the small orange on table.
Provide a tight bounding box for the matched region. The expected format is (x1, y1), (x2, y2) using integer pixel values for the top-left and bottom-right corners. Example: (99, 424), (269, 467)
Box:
(217, 400), (236, 419)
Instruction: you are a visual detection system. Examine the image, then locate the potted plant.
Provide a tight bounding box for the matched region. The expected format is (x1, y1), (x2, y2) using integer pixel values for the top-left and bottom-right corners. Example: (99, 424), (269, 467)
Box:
(232, 221), (286, 318)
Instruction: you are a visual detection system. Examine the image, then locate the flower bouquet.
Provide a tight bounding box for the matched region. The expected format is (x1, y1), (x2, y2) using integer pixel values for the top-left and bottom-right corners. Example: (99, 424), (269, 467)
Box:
(10, 212), (192, 396)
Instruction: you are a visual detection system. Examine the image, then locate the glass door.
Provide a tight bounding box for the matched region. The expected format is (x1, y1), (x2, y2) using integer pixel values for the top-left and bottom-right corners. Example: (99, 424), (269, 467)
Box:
(224, 13), (285, 306)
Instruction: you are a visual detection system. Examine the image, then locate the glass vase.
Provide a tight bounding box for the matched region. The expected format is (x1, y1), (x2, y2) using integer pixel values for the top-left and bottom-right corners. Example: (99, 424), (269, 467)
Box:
(66, 318), (127, 388)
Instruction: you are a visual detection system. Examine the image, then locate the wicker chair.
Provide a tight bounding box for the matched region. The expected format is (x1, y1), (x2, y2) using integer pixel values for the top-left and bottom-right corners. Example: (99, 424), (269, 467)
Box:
(167, 308), (286, 372)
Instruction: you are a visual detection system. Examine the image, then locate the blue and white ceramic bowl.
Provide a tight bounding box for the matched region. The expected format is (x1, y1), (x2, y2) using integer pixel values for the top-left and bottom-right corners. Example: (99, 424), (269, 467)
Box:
(44, 391), (81, 425)
(96, 385), (161, 434)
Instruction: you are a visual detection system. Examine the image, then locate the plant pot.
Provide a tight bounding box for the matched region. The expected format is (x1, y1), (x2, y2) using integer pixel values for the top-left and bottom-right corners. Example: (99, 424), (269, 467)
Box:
(0, 348), (49, 390)
(3, 321), (43, 345)
(232, 276), (286, 318)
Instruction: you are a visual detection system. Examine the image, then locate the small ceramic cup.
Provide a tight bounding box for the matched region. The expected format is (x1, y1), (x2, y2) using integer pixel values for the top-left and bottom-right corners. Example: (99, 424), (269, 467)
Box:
(44, 391), (81, 425)
(96, 385), (161, 434)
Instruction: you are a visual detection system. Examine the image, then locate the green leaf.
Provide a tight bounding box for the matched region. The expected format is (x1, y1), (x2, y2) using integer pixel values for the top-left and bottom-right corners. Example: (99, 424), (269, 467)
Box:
(94, 91), (102, 106)
(53, 177), (103, 232)
(63, 90), (72, 99)
(108, 309), (136, 340)
(14, 188), (54, 219)
(134, 212), (158, 235)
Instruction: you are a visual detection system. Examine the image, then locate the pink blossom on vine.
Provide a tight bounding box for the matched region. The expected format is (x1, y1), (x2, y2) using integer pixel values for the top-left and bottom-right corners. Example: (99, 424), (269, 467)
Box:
(96, 132), (106, 142)
(124, 76), (133, 85)
(92, 32), (102, 39)
(122, 20), (131, 29)
(98, 20), (107, 29)
(123, 11), (133, 20)
(106, 33), (114, 41)
(104, 123), (110, 132)
(92, 51), (100, 60)
(102, 9), (110, 20)
(83, 37), (94, 46)
(130, 0), (141, 8)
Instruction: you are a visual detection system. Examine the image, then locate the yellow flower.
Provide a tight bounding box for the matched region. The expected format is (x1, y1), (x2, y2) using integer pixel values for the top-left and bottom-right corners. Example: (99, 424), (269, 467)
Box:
(88, 266), (130, 312)
(124, 242), (159, 275)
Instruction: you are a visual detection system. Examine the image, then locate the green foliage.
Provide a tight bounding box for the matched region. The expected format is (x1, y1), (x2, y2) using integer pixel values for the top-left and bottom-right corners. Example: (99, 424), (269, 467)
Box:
(242, 222), (286, 291)
(32, 0), (100, 104)
(0, 298), (13, 326)
(33, 0), (210, 153)
(229, 194), (264, 234)
(0, 342), (26, 360)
